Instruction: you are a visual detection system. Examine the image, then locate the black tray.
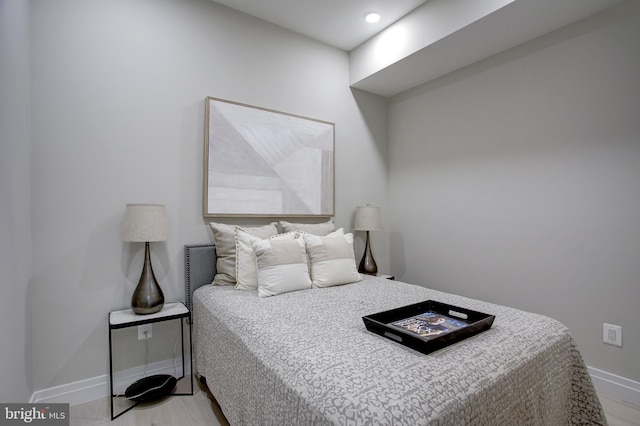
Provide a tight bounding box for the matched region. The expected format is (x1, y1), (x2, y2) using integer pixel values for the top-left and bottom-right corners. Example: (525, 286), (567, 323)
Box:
(362, 300), (495, 355)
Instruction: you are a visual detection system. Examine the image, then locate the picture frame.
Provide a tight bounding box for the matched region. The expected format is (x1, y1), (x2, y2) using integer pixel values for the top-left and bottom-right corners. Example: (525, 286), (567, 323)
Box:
(203, 97), (335, 217)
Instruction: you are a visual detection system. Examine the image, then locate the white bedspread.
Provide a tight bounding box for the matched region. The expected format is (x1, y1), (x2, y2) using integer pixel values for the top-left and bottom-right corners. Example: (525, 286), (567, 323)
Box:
(193, 276), (605, 425)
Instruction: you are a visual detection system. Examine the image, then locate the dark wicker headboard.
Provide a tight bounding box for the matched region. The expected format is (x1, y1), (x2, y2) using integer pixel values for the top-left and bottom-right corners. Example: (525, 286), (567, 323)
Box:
(184, 244), (217, 313)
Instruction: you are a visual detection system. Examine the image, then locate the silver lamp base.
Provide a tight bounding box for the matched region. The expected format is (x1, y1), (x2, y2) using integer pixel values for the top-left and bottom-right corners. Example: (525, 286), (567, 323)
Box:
(131, 242), (164, 315)
(358, 231), (378, 275)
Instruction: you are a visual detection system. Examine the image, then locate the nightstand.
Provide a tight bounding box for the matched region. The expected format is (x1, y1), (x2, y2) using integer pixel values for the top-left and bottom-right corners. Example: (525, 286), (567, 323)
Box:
(376, 273), (395, 280)
(108, 302), (193, 420)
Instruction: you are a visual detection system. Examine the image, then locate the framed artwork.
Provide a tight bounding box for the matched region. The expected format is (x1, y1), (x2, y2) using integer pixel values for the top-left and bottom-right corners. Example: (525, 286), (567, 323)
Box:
(203, 97), (335, 217)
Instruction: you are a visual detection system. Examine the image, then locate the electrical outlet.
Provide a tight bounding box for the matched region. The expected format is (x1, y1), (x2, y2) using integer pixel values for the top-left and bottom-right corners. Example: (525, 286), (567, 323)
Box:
(603, 323), (622, 347)
(138, 324), (152, 340)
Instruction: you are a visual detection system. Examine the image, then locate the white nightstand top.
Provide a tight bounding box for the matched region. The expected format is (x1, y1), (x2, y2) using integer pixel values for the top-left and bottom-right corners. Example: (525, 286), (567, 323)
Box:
(109, 302), (189, 326)
(376, 274), (395, 280)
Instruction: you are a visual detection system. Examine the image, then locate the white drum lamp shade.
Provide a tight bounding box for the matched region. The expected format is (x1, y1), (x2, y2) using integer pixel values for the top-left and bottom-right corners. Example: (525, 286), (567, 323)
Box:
(122, 204), (168, 242)
(354, 206), (382, 232)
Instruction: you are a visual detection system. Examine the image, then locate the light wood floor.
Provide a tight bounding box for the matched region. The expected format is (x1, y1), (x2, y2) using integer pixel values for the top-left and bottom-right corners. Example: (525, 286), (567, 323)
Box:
(70, 379), (639, 426)
(70, 377), (228, 426)
(600, 395), (640, 426)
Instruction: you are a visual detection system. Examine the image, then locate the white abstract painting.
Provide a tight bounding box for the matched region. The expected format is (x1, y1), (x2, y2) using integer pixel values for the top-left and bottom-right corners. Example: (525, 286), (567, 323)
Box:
(204, 97), (334, 217)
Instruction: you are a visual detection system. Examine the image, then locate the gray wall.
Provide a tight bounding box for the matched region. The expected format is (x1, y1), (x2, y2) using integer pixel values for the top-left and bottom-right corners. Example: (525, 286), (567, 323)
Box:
(0, 0), (33, 402)
(29, 0), (388, 392)
(388, 1), (640, 381)
(11, 0), (638, 400)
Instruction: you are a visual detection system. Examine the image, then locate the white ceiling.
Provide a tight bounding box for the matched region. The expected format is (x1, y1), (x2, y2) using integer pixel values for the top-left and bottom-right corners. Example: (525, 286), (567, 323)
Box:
(210, 0), (428, 51)
(210, 0), (624, 97)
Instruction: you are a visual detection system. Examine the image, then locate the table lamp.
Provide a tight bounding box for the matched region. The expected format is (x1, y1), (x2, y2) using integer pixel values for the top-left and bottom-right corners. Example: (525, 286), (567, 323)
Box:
(354, 205), (381, 275)
(121, 204), (168, 314)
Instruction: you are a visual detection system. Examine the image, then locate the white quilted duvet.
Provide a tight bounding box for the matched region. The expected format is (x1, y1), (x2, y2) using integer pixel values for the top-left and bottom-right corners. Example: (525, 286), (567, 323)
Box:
(194, 276), (606, 425)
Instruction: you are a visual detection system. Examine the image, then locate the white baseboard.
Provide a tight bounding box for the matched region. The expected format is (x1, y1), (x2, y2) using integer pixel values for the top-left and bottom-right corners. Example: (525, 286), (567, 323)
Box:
(588, 366), (640, 407)
(30, 361), (637, 409)
(30, 357), (191, 407)
(29, 374), (108, 406)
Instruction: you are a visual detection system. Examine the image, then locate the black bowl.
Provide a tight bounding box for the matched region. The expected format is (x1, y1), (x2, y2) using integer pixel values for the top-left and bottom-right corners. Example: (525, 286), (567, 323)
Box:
(125, 374), (177, 402)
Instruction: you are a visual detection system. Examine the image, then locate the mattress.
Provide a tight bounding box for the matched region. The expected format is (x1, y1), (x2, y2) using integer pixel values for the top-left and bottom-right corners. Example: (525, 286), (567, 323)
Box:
(193, 275), (605, 425)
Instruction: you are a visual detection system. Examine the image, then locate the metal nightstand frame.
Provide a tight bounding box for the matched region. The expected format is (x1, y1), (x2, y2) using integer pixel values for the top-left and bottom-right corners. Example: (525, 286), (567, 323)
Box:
(108, 302), (193, 420)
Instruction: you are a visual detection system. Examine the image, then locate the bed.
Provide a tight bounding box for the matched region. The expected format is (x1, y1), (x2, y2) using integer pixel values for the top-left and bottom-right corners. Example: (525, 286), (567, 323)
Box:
(185, 243), (606, 425)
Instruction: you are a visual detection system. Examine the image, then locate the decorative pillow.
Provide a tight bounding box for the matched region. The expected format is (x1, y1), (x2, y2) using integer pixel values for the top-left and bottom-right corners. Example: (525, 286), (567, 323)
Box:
(279, 220), (335, 235)
(251, 238), (312, 298)
(234, 228), (296, 291)
(294, 227), (344, 239)
(302, 233), (362, 288)
(208, 222), (278, 286)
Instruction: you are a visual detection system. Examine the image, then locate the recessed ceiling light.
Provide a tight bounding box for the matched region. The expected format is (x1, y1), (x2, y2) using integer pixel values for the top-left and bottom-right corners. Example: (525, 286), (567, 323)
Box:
(365, 12), (381, 24)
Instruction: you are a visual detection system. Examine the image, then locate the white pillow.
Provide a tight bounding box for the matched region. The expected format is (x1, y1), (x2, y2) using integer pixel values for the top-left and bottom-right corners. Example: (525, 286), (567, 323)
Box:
(251, 238), (312, 298)
(296, 227), (344, 237)
(279, 220), (335, 235)
(208, 222), (278, 286)
(234, 228), (296, 291)
(303, 233), (362, 288)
